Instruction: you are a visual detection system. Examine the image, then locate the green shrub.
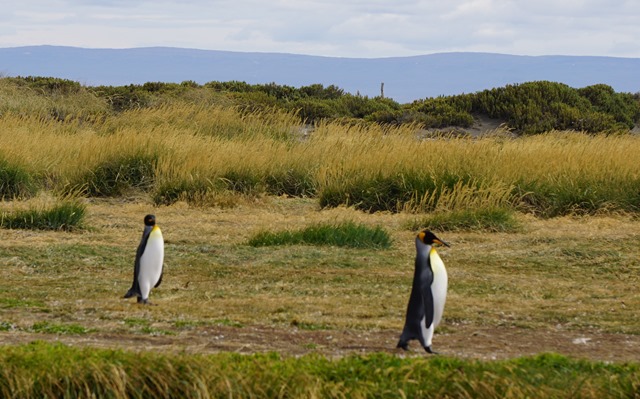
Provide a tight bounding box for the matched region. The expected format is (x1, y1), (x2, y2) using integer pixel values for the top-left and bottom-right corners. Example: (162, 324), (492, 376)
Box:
(8, 76), (83, 95)
(407, 97), (475, 128)
(94, 84), (152, 112)
(30, 321), (90, 335)
(248, 221), (392, 249)
(465, 81), (640, 134)
(286, 98), (337, 123)
(0, 199), (86, 231)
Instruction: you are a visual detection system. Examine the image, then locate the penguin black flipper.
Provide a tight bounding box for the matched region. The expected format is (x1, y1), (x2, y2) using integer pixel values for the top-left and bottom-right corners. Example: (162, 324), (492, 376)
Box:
(124, 224), (152, 298)
(154, 271), (163, 288)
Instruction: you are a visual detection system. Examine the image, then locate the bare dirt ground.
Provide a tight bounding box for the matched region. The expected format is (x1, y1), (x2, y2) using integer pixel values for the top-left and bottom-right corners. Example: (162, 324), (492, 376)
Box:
(2, 324), (639, 362)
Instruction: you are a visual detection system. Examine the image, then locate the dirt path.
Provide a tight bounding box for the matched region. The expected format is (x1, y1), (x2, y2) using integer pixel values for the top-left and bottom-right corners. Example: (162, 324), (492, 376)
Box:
(2, 325), (638, 362)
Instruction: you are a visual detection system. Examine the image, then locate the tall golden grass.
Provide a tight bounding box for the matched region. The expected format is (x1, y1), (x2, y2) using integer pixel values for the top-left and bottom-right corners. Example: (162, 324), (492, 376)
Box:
(1, 104), (638, 214)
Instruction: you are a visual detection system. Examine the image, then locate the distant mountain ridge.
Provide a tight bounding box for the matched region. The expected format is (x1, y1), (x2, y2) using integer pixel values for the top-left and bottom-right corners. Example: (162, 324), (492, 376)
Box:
(1, 45), (639, 103)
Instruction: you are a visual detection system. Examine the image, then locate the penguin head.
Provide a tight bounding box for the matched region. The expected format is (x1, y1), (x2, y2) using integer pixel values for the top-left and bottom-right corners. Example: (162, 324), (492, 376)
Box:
(417, 230), (450, 247)
(143, 214), (156, 226)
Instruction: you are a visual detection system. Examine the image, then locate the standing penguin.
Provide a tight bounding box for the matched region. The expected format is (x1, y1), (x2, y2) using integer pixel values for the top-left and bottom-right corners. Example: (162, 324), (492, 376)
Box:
(397, 229), (450, 354)
(124, 214), (164, 304)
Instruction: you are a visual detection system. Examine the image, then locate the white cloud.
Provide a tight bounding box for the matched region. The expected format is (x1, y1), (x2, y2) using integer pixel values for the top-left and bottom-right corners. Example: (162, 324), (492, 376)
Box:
(0, 0), (639, 57)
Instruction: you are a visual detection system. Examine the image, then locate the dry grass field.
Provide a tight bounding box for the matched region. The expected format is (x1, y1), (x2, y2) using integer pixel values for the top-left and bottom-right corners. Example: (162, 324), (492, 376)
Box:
(1, 195), (639, 362)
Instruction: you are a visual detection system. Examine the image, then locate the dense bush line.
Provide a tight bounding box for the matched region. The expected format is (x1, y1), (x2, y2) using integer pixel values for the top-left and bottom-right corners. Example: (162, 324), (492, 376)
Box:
(3, 76), (639, 133)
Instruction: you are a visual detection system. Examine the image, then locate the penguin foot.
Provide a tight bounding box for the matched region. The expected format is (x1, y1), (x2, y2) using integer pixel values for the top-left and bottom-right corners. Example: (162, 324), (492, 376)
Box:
(396, 341), (409, 351)
(123, 289), (136, 299)
(424, 346), (439, 355)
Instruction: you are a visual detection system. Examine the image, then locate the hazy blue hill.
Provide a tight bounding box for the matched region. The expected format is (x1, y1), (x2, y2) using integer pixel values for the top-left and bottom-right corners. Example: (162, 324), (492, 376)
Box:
(1, 45), (639, 103)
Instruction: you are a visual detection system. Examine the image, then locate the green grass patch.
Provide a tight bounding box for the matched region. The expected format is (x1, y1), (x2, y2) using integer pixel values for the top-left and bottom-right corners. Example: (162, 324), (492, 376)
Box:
(0, 321), (15, 331)
(406, 207), (522, 232)
(30, 322), (91, 335)
(290, 320), (331, 331)
(0, 298), (46, 309)
(0, 199), (86, 231)
(247, 221), (392, 249)
(213, 318), (244, 328)
(0, 343), (638, 398)
(123, 318), (150, 328)
(124, 318), (175, 336)
(173, 320), (209, 330)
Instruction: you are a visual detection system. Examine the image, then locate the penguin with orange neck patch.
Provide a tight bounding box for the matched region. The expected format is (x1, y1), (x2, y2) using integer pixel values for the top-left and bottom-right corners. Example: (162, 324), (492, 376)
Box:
(397, 229), (450, 354)
(124, 214), (164, 304)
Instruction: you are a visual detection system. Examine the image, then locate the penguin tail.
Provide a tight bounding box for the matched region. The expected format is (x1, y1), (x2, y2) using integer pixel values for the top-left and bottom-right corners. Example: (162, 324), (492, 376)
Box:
(124, 288), (140, 299)
(154, 272), (163, 288)
(396, 340), (409, 351)
(424, 346), (438, 355)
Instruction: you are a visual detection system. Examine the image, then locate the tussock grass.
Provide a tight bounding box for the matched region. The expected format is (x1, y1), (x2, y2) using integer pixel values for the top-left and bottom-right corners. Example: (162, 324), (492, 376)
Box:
(315, 129), (640, 216)
(0, 197), (86, 231)
(406, 207), (522, 232)
(0, 78), (109, 123)
(0, 157), (36, 199)
(248, 221), (392, 249)
(0, 343), (637, 398)
(78, 152), (158, 197)
(1, 103), (639, 216)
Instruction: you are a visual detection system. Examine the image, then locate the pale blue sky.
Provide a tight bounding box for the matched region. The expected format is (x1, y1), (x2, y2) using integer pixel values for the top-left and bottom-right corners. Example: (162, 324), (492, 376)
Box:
(2, 0), (639, 58)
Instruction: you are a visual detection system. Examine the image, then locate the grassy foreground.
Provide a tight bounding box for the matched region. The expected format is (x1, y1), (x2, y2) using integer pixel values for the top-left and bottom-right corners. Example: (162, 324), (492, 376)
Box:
(1, 342), (638, 399)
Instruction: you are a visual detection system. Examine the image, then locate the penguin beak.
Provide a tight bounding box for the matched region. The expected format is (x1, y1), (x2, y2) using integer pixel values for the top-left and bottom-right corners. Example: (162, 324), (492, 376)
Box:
(434, 239), (450, 247)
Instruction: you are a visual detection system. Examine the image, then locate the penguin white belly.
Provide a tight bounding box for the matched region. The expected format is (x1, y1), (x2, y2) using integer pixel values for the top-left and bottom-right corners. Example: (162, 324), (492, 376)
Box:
(429, 248), (448, 328)
(138, 228), (164, 300)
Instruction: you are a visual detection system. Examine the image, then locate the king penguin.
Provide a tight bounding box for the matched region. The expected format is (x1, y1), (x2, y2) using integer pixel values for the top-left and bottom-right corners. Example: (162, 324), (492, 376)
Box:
(397, 229), (450, 354)
(124, 214), (164, 304)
